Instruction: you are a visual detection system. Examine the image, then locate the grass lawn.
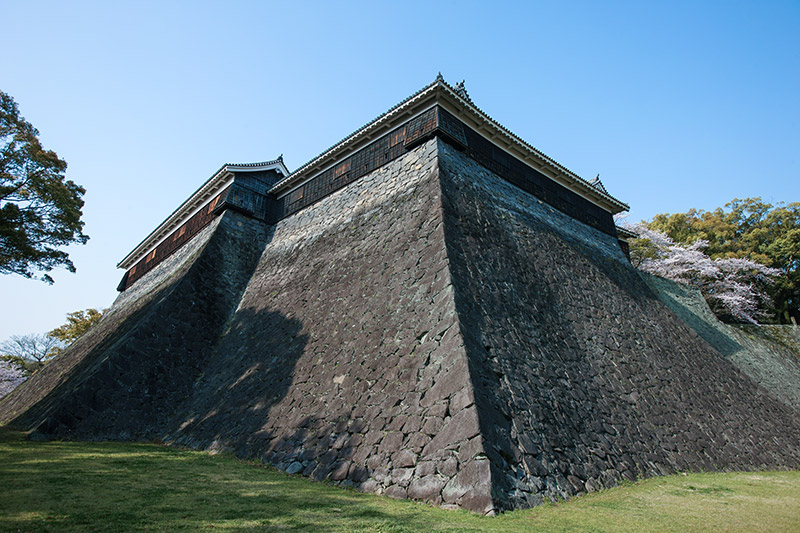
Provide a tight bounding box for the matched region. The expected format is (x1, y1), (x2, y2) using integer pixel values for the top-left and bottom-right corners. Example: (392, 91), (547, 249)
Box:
(1, 427), (799, 532)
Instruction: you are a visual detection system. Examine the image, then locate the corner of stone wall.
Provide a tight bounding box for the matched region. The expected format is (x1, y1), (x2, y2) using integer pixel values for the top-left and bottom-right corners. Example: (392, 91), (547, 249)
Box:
(437, 138), (800, 512)
(409, 138), (496, 514)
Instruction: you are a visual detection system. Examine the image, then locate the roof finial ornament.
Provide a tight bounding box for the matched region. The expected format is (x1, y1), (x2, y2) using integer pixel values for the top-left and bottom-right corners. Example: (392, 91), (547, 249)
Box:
(278, 154), (284, 162)
(589, 174), (609, 194)
(453, 80), (472, 103)
(435, 72), (444, 83)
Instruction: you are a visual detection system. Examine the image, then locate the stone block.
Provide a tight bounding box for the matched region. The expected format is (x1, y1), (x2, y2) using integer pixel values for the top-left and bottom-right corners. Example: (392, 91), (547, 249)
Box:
(7, 131), (800, 517)
(422, 406), (481, 458)
(385, 485), (408, 499)
(392, 449), (417, 468)
(408, 475), (446, 502)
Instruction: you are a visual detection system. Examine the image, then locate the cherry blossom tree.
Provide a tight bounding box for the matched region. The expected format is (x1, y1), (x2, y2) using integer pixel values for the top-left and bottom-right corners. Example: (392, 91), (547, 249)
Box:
(627, 223), (779, 324)
(0, 359), (26, 399)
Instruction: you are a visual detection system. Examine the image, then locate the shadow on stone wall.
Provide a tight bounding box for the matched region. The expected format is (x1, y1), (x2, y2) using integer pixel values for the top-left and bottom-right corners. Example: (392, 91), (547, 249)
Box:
(3, 264), (190, 434)
(162, 307), (309, 457)
(438, 141), (800, 511)
(441, 187), (628, 508)
(2, 211), (270, 440)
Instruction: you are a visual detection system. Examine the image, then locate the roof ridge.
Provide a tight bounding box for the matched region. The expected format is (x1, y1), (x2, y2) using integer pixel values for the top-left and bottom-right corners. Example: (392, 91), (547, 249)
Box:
(225, 156), (285, 169)
(270, 75), (445, 190)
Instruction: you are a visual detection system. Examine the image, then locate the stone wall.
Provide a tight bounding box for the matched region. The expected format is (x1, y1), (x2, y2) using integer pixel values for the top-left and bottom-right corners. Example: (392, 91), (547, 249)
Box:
(737, 325), (800, 355)
(437, 140), (800, 509)
(157, 139), (494, 512)
(3, 136), (800, 516)
(0, 217), (222, 426)
(641, 272), (800, 412)
(2, 211), (268, 437)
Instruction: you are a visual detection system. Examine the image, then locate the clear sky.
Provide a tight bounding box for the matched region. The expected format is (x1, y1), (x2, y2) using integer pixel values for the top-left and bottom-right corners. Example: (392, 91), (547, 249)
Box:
(1, 0), (798, 341)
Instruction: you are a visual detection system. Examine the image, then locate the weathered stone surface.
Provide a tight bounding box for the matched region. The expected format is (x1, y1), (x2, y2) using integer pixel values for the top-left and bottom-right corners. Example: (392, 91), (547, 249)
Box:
(384, 485), (407, 499)
(392, 449), (417, 468)
(408, 475), (446, 502)
(0, 212), (265, 439)
(378, 432), (404, 454)
(422, 406), (481, 458)
(438, 455), (459, 478)
(442, 458), (493, 513)
(391, 467), (414, 486)
(286, 461), (303, 474)
(4, 135), (800, 516)
(438, 139), (800, 509)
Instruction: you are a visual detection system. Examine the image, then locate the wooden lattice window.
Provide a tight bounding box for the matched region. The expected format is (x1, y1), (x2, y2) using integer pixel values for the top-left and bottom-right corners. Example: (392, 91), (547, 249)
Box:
(288, 187), (304, 204)
(174, 226), (187, 241)
(389, 129), (405, 147)
(207, 196), (220, 214)
(333, 160), (350, 178)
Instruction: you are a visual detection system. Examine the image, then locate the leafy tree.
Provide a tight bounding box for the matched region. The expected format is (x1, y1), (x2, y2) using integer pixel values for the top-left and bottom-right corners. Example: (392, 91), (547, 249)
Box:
(0, 333), (64, 373)
(0, 359), (26, 399)
(48, 308), (105, 354)
(0, 308), (104, 374)
(628, 223), (779, 324)
(648, 198), (800, 323)
(1, 90), (88, 283)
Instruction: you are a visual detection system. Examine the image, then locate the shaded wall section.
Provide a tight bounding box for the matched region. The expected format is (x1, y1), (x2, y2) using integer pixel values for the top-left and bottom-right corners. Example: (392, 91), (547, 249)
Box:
(437, 139), (800, 510)
(3, 134), (799, 516)
(158, 139), (494, 513)
(2, 211), (269, 439)
(641, 272), (800, 412)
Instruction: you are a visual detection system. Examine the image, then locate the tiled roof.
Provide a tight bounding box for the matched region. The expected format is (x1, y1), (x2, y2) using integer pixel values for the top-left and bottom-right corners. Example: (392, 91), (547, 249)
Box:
(589, 175), (609, 194)
(119, 76), (631, 270)
(269, 79), (441, 192)
(616, 225), (639, 240)
(117, 157), (288, 268)
(270, 75), (629, 213)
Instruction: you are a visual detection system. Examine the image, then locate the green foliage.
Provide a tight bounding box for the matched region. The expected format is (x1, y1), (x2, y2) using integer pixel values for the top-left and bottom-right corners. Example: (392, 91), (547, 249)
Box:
(0, 428), (799, 532)
(0, 90), (88, 283)
(0, 354), (42, 376)
(0, 309), (103, 372)
(628, 238), (659, 268)
(48, 308), (105, 347)
(648, 198), (800, 323)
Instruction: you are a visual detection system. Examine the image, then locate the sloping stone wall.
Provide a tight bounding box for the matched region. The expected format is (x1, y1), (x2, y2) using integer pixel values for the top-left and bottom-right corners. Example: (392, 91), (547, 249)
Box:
(157, 139), (494, 512)
(3, 136), (799, 516)
(0, 217), (224, 426)
(1, 139), (498, 513)
(437, 140), (800, 510)
(641, 272), (800, 412)
(2, 211), (268, 438)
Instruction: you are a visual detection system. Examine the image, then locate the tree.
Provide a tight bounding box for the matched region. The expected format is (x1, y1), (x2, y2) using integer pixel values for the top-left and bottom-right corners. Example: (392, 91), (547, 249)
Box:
(0, 308), (104, 374)
(48, 308), (105, 354)
(0, 359), (26, 399)
(0, 333), (64, 373)
(648, 198), (800, 324)
(1, 90), (88, 283)
(628, 223), (779, 324)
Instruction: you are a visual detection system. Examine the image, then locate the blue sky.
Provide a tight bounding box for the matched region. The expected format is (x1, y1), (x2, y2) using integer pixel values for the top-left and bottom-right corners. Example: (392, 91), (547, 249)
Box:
(1, 0), (798, 341)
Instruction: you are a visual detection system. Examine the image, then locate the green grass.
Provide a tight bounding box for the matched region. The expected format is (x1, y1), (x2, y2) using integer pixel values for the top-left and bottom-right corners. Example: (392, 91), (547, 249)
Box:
(1, 428), (799, 532)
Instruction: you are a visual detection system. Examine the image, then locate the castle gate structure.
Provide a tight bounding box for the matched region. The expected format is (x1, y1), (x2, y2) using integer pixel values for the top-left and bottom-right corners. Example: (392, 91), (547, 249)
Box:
(2, 77), (799, 514)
